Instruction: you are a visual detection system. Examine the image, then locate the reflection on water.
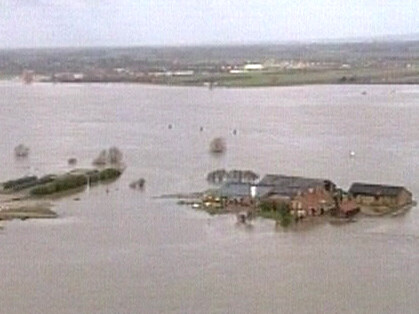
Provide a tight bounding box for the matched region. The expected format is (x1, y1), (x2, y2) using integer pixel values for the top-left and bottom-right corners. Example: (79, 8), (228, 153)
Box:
(0, 83), (418, 313)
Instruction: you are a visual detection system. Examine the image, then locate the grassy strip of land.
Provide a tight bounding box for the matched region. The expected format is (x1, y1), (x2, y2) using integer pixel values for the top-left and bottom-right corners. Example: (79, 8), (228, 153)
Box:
(0, 168), (123, 225)
(0, 74), (15, 80)
(30, 168), (122, 196)
(152, 67), (419, 87)
(0, 205), (57, 221)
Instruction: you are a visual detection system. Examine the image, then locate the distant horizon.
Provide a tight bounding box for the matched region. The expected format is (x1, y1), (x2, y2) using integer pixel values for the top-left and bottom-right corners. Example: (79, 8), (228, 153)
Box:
(1, 32), (418, 51)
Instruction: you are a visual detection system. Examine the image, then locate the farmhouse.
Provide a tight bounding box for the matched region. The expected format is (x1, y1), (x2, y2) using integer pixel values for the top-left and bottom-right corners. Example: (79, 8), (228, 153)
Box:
(257, 175), (336, 215)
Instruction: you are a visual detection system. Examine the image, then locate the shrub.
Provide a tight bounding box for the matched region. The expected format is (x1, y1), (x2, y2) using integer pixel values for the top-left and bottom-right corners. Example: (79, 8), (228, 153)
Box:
(86, 170), (101, 184)
(3, 176), (38, 190)
(92, 147), (124, 166)
(93, 150), (108, 166)
(99, 168), (122, 181)
(108, 147), (123, 164)
(29, 169), (122, 196)
(209, 137), (226, 154)
(30, 175), (87, 195)
(258, 200), (292, 227)
(14, 144), (30, 158)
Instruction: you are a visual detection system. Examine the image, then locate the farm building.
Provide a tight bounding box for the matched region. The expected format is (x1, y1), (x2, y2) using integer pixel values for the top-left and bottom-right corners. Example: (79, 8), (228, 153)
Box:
(349, 183), (412, 209)
(257, 174), (337, 216)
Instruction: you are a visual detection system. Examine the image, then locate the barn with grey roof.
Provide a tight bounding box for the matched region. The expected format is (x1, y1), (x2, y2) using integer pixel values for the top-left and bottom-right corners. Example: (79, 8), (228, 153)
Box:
(349, 183), (412, 209)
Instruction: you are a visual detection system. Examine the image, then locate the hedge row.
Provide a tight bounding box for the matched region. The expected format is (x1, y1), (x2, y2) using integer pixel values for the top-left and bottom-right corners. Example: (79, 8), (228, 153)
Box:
(30, 174), (88, 195)
(29, 168), (122, 196)
(10, 175), (56, 191)
(3, 176), (38, 190)
(99, 168), (122, 181)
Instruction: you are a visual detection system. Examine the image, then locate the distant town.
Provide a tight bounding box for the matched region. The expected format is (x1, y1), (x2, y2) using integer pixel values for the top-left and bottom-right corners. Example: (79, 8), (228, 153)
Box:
(1, 40), (419, 87)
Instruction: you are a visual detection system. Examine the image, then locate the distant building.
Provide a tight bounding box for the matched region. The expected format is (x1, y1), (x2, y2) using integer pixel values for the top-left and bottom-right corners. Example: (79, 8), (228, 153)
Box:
(229, 69), (246, 74)
(53, 72), (84, 82)
(244, 64), (264, 71)
(173, 70), (194, 76)
(73, 73), (84, 81)
(349, 183), (413, 209)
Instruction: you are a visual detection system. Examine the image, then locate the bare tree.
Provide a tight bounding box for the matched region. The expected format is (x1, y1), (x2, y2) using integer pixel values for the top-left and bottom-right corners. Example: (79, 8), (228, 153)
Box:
(209, 137), (226, 154)
(14, 144), (30, 158)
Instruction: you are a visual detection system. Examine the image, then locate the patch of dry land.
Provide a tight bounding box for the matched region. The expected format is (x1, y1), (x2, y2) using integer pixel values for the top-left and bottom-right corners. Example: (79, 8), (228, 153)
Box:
(0, 200), (57, 221)
(0, 167), (123, 225)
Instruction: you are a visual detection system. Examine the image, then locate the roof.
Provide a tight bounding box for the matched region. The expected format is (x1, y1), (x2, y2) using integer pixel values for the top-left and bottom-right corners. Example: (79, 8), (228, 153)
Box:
(254, 185), (275, 198)
(349, 183), (410, 197)
(215, 175), (336, 199)
(217, 182), (251, 198)
(259, 174), (332, 188)
(268, 186), (305, 198)
(258, 174), (334, 198)
(216, 182), (272, 198)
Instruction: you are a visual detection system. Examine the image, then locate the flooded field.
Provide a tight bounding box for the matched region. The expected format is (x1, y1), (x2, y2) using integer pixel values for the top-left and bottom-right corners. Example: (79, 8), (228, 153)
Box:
(0, 83), (418, 313)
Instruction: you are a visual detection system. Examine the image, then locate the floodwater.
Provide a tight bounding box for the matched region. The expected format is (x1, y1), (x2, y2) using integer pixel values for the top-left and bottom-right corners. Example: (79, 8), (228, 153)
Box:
(0, 83), (418, 314)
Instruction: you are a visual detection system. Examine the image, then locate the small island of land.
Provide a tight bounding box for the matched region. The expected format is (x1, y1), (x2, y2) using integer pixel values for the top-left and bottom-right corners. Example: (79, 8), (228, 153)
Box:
(171, 170), (415, 227)
(0, 167), (123, 224)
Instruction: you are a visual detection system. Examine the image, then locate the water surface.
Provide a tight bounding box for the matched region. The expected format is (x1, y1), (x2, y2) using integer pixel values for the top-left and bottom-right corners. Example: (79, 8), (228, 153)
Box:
(0, 83), (418, 313)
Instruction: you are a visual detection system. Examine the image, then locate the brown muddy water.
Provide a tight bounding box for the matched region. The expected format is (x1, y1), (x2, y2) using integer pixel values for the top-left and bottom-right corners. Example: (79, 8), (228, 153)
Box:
(0, 82), (418, 314)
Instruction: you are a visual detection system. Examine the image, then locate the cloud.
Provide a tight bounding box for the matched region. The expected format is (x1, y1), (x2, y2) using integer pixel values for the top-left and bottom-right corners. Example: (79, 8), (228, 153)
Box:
(0, 0), (418, 48)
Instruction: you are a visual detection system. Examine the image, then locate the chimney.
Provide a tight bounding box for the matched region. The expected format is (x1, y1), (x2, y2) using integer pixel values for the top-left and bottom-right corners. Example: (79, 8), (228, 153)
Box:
(250, 185), (257, 199)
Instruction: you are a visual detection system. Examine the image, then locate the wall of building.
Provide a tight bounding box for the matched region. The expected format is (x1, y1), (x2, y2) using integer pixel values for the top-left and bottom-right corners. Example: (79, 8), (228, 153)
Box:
(397, 189), (413, 206)
(355, 195), (397, 207)
(291, 187), (334, 215)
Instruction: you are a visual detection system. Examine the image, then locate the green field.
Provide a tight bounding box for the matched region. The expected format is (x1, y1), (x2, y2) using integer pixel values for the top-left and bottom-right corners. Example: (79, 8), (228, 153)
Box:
(0, 74), (15, 80)
(162, 67), (419, 87)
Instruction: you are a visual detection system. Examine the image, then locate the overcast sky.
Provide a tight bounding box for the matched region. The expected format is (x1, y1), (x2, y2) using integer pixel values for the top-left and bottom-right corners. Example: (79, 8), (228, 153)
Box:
(0, 0), (418, 48)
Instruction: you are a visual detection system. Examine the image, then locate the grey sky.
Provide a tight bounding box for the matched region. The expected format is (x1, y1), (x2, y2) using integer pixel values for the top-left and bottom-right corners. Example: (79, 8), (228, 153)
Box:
(0, 0), (418, 48)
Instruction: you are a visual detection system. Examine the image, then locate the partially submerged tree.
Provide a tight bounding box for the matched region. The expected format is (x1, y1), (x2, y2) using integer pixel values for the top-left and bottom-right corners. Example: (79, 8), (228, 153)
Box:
(108, 147), (123, 164)
(207, 169), (228, 184)
(93, 150), (108, 166)
(209, 137), (226, 154)
(259, 200), (292, 227)
(129, 178), (145, 190)
(92, 147), (123, 166)
(14, 144), (30, 158)
(207, 169), (259, 184)
(68, 158), (77, 166)
(242, 170), (259, 183)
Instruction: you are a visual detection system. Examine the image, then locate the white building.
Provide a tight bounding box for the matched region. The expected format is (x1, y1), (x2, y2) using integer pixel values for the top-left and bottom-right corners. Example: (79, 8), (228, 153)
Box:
(244, 64), (264, 71)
